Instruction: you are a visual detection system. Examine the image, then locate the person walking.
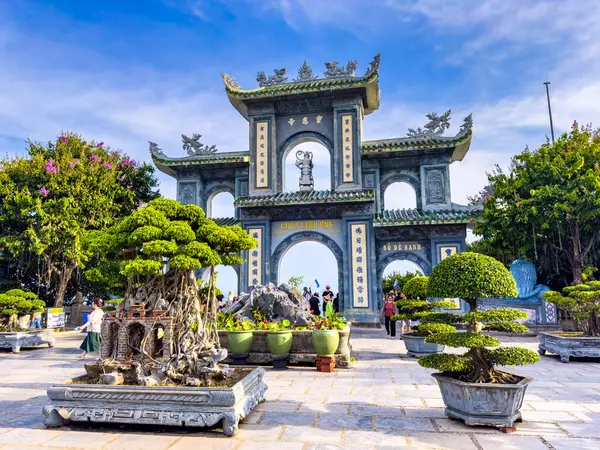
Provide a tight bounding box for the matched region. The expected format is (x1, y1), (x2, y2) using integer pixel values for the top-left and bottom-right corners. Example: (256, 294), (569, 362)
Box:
(75, 298), (104, 360)
(383, 293), (397, 338)
(29, 311), (42, 328)
(395, 292), (411, 337)
(309, 292), (321, 317)
(303, 287), (312, 303)
(322, 285), (334, 316)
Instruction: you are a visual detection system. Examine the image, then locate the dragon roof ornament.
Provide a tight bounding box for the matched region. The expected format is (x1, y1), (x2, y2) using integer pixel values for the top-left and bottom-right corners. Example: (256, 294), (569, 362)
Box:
(407, 110), (452, 138)
(181, 134), (218, 156)
(148, 141), (167, 158)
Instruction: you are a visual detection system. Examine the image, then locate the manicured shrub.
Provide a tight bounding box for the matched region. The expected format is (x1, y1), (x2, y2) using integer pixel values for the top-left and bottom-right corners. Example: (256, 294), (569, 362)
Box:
(419, 252), (539, 383)
(402, 276), (429, 300)
(0, 289), (45, 331)
(543, 281), (600, 336)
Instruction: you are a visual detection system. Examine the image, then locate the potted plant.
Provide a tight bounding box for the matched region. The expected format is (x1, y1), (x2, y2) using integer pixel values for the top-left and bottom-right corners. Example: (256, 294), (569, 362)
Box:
(310, 313), (346, 357)
(419, 252), (540, 429)
(266, 319), (293, 369)
(392, 276), (458, 356)
(225, 317), (255, 365)
(541, 281), (600, 362)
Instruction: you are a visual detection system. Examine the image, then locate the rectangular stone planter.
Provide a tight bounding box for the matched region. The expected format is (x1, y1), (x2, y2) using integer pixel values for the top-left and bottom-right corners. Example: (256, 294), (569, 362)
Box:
(538, 332), (600, 363)
(218, 326), (352, 367)
(43, 367), (267, 436)
(432, 373), (532, 428)
(403, 334), (444, 357)
(0, 329), (55, 353)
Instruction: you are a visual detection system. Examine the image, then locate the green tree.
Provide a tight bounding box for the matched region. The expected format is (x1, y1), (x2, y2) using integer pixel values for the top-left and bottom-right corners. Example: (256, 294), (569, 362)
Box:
(287, 276), (304, 288)
(382, 270), (421, 294)
(0, 289), (45, 331)
(421, 252), (540, 383)
(544, 281), (600, 336)
(0, 133), (158, 306)
(84, 198), (256, 378)
(474, 123), (600, 286)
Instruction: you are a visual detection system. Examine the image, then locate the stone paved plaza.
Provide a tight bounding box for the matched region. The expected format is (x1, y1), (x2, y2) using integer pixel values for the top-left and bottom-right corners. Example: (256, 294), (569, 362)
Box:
(0, 329), (599, 450)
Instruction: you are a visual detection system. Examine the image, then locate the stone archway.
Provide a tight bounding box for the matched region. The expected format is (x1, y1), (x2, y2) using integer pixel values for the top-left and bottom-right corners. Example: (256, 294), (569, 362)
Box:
(203, 184), (235, 217)
(380, 172), (421, 210)
(271, 231), (344, 310)
(277, 131), (334, 192)
(376, 251), (432, 310)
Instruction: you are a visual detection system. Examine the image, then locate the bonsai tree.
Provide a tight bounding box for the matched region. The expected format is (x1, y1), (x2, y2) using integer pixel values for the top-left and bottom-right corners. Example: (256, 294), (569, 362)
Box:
(0, 289), (45, 331)
(419, 252), (540, 383)
(544, 281), (600, 336)
(84, 198), (256, 384)
(392, 276), (458, 337)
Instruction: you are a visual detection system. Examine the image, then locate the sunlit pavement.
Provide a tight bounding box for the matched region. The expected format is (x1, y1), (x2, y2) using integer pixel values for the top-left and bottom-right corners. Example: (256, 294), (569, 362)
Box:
(0, 328), (599, 449)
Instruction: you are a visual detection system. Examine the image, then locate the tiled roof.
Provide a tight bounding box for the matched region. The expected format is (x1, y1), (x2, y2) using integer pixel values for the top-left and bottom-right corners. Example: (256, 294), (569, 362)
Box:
(150, 147), (249, 176)
(212, 217), (242, 227)
(235, 189), (375, 207)
(374, 206), (481, 226)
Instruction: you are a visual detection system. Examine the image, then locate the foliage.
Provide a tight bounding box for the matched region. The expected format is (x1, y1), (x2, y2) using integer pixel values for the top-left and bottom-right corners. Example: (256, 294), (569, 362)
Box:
(0, 133), (159, 306)
(428, 252), (517, 308)
(288, 275), (304, 288)
(419, 253), (538, 383)
(473, 123), (600, 286)
(266, 319), (292, 331)
(382, 270), (421, 294)
(402, 276), (429, 299)
(543, 281), (600, 336)
(0, 289), (45, 331)
(310, 312), (347, 330)
(417, 322), (456, 336)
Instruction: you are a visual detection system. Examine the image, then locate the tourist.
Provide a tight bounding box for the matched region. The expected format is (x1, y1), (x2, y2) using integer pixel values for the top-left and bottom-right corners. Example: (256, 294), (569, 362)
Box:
(333, 293), (340, 313)
(29, 310), (42, 328)
(322, 284), (334, 315)
(303, 286), (311, 303)
(383, 293), (397, 338)
(309, 292), (321, 316)
(395, 291), (411, 337)
(75, 297), (104, 360)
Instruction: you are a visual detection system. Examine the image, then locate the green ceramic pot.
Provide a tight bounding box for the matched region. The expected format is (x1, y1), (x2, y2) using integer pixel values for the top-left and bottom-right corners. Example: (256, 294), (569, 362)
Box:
(227, 331), (253, 355)
(266, 331), (293, 356)
(312, 329), (340, 356)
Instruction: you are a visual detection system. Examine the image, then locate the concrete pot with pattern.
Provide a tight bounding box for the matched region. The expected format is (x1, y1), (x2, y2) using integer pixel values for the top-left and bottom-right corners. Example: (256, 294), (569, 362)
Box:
(311, 329), (340, 357)
(403, 333), (445, 357)
(538, 332), (600, 363)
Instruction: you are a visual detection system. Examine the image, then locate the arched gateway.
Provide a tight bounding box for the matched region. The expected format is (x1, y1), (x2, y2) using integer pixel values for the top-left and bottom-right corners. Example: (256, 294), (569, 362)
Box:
(150, 54), (480, 324)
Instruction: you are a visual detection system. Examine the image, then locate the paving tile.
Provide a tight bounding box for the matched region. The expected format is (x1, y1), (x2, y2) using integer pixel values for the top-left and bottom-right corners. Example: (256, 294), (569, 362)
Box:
(545, 437), (600, 450)
(103, 434), (181, 450)
(281, 425), (342, 443)
(236, 424), (283, 441)
(350, 405), (403, 417)
(306, 445), (371, 450)
(168, 436), (237, 450)
(375, 416), (435, 431)
(434, 418), (502, 434)
(510, 421), (569, 437)
(318, 413), (373, 429)
(237, 441), (305, 450)
(0, 428), (63, 445)
(527, 401), (591, 412)
(406, 432), (478, 450)
(260, 412), (316, 426)
(474, 434), (549, 450)
(254, 401), (300, 413)
(344, 429), (408, 447)
(521, 410), (581, 422)
(556, 421), (600, 438)
(403, 408), (445, 418)
(298, 403), (350, 414)
(240, 411), (264, 424)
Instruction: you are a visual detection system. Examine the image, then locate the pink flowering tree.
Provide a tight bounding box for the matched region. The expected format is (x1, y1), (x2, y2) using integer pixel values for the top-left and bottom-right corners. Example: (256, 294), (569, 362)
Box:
(0, 133), (158, 306)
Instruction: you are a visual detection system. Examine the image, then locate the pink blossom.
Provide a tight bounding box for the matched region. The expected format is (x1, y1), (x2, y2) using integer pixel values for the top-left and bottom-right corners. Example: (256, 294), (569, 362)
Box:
(119, 176), (125, 182)
(45, 159), (59, 174)
(89, 155), (101, 164)
(116, 164), (121, 171)
(103, 163), (113, 169)
(126, 185), (132, 190)
(69, 162), (75, 169)
(59, 136), (67, 143)
(96, 141), (104, 148)
(40, 186), (49, 197)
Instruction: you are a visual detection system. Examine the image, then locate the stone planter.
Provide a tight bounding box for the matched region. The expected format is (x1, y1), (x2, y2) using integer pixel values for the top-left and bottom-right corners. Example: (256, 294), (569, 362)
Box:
(538, 332), (600, 363)
(218, 325), (352, 367)
(432, 373), (532, 428)
(43, 367), (267, 436)
(0, 329), (55, 353)
(403, 334), (445, 357)
(312, 329), (340, 356)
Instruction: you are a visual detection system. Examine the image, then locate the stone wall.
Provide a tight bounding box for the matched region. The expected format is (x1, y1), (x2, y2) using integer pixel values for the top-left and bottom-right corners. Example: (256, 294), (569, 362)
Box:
(101, 315), (172, 361)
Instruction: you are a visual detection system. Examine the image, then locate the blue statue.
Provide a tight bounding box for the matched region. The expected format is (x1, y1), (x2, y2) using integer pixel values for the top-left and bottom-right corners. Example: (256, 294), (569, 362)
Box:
(510, 259), (550, 300)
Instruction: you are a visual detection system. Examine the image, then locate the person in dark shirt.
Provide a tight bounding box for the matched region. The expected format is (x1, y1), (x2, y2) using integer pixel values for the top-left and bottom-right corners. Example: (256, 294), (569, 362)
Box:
(333, 293), (340, 313)
(322, 285), (334, 315)
(309, 292), (321, 316)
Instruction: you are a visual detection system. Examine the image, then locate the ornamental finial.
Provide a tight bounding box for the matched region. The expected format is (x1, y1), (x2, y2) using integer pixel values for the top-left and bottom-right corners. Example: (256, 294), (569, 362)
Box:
(407, 109), (452, 138)
(149, 141), (167, 158)
(257, 68), (288, 87)
(295, 60), (317, 81)
(459, 113), (473, 134)
(181, 134), (218, 156)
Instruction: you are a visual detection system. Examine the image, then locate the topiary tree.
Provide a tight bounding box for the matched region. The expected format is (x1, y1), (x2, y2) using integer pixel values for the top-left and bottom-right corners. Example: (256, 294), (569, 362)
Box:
(382, 270), (421, 293)
(84, 198), (256, 383)
(392, 276), (459, 337)
(543, 281), (600, 336)
(0, 289), (45, 331)
(419, 252), (540, 383)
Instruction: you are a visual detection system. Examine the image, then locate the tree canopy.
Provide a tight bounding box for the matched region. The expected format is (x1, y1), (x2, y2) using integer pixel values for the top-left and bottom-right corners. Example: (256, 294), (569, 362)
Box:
(382, 270), (421, 293)
(473, 123), (600, 286)
(0, 133), (158, 306)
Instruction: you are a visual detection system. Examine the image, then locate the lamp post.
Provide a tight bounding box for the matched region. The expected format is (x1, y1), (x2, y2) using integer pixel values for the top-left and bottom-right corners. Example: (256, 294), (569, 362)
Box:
(544, 80), (555, 144)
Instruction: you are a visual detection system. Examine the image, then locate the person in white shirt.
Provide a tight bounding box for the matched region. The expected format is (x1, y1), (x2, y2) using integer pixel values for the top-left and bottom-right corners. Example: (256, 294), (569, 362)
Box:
(75, 298), (104, 360)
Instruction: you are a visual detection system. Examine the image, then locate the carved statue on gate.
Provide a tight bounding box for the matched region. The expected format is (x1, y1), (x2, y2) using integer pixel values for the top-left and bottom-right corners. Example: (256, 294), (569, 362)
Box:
(295, 150), (314, 192)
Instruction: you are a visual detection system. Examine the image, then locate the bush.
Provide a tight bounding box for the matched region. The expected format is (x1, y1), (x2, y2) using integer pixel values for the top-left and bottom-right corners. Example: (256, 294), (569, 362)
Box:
(382, 270), (421, 293)
(403, 276), (429, 299)
(543, 281), (600, 336)
(419, 253), (539, 383)
(0, 289), (46, 331)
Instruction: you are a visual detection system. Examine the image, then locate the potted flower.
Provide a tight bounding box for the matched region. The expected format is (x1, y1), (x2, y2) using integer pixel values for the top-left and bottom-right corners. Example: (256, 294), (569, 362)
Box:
(419, 252), (540, 429)
(392, 276), (459, 356)
(266, 319), (293, 369)
(541, 281), (600, 362)
(224, 318), (255, 365)
(310, 313), (346, 357)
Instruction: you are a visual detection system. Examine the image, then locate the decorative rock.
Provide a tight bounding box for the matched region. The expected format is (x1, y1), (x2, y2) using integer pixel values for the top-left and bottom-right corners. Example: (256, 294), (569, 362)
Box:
(139, 376), (158, 387)
(100, 373), (124, 385)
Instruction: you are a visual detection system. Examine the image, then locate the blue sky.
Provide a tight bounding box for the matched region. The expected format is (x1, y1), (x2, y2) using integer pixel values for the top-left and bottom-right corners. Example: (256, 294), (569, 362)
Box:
(2, 0), (600, 297)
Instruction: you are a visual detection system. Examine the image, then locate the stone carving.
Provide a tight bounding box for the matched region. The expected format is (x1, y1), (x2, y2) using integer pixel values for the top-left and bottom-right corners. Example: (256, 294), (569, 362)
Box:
(69, 291), (84, 326)
(181, 134), (218, 156)
(221, 73), (241, 90)
(239, 180), (249, 196)
(0, 330), (55, 353)
(295, 60), (317, 81)
(43, 367), (268, 436)
(257, 68), (288, 87)
(224, 283), (315, 326)
(364, 53), (381, 77)
(363, 173), (375, 188)
(276, 98), (331, 115)
(324, 60), (358, 78)
(148, 141), (167, 158)
(538, 332), (600, 363)
(295, 150), (314, 192)
(427, 169), (445, 204)
(460, 113), (473, 134)
(180, 183), (196, 205)
(407, 110), (452, 137)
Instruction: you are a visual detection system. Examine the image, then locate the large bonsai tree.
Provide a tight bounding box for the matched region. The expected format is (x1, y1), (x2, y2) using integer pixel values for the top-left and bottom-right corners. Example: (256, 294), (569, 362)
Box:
(544, 281), (600, 336)
(85, 198), (256, 383)
(0, 289), (45, 331)
(419, 252), (540, 383)
(392, 276), (458, 337)
(0, 133), (158, 306)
